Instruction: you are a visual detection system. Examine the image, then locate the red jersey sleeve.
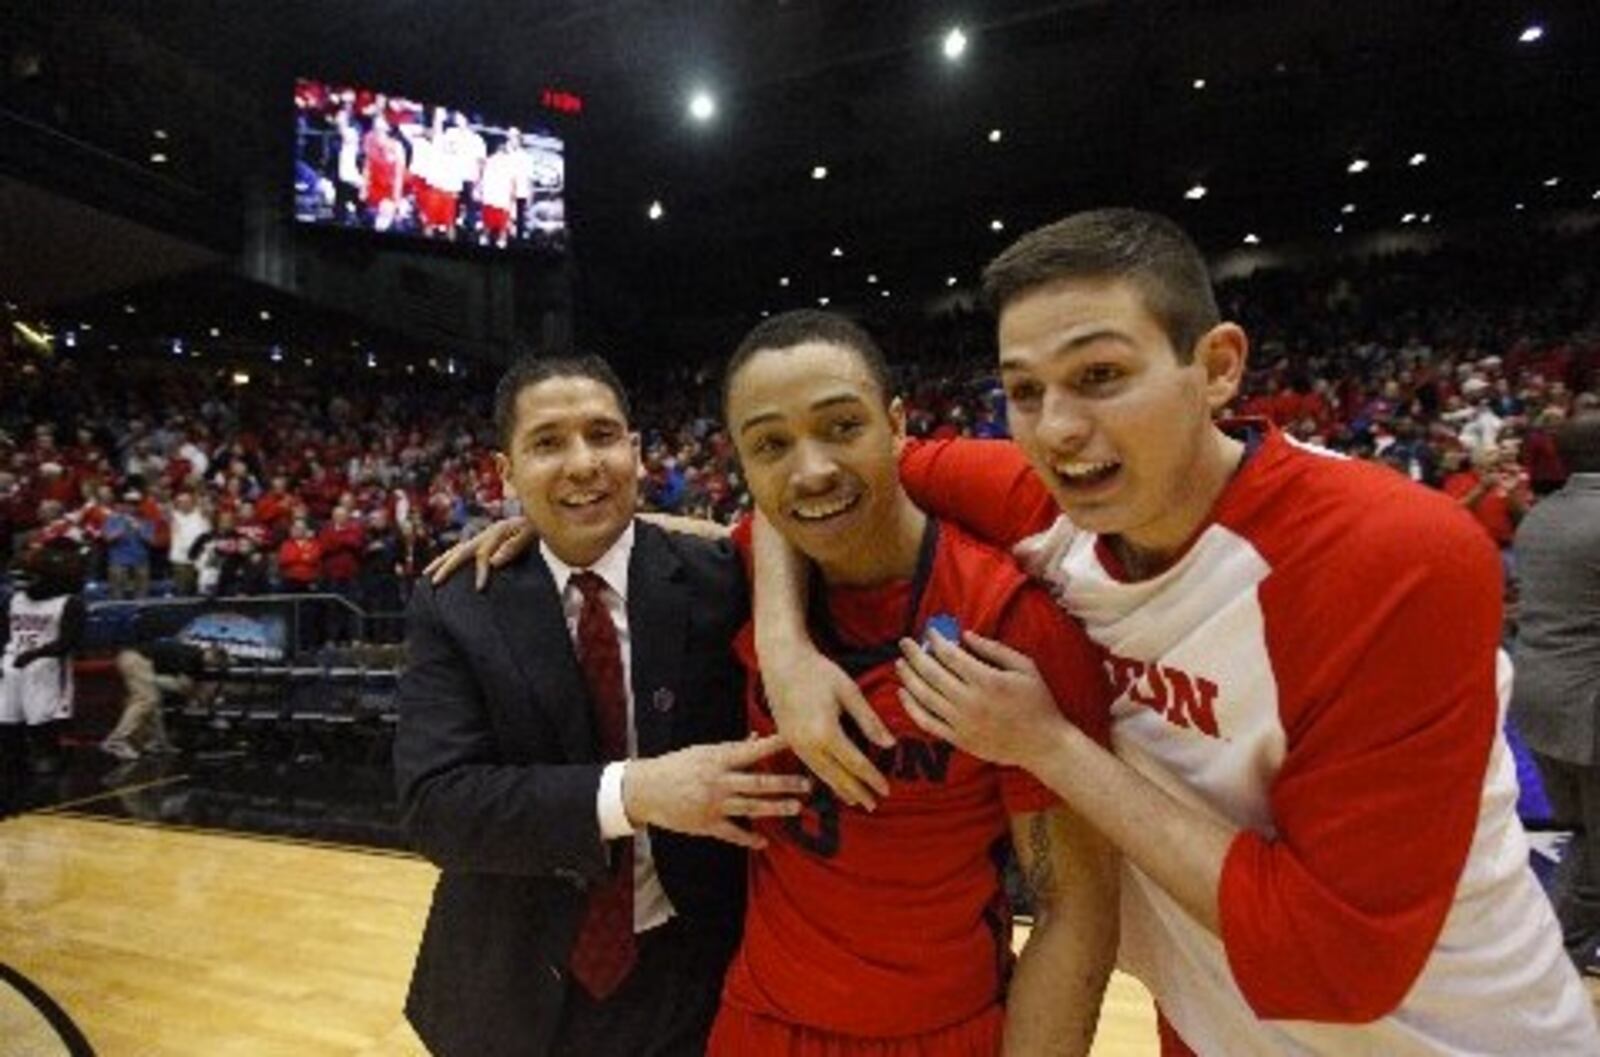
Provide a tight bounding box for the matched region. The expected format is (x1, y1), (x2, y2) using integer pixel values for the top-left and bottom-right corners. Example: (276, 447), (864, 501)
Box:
(990, 582), (1114, 815)
(1219, 513), (1501, 1022)
(900, 439), (1057, 550)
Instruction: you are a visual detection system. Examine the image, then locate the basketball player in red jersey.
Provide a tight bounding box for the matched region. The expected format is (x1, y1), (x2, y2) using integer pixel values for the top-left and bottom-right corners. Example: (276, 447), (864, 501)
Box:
(706, 311), (1117, 1056)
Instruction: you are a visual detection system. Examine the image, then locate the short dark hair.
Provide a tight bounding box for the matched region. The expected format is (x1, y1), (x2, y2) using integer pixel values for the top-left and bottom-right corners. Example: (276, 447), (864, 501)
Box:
(724, 310), (893, 411)
(981, 208), (1220, 363)
(1555, 411), (1600, 475)
(493, 354), (631, 450)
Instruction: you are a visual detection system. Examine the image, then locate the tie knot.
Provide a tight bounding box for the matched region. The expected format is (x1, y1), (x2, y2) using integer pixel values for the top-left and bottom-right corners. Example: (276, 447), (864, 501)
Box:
(571, 570), (608, 604)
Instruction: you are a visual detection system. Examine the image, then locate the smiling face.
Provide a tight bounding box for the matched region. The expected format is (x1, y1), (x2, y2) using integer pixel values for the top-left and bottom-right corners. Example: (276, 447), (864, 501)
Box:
(728, 341), (910, 582)
(998, 277), (1246, 562)
(495, 375), (639, 568)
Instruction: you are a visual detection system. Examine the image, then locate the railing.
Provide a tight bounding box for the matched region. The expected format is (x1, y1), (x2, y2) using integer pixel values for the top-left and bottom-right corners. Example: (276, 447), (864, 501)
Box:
(86, 592), (408, 660)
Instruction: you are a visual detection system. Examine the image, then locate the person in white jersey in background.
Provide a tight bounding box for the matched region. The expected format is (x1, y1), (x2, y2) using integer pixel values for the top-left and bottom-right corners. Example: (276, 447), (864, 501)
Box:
(0, 544), (86, 813)
(752, 208), (1600, 1055)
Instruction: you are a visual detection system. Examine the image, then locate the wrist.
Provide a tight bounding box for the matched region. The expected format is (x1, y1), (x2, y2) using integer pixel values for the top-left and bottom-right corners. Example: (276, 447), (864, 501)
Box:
(619, 758), (652, 830)
(1022, 715), (1082, 774)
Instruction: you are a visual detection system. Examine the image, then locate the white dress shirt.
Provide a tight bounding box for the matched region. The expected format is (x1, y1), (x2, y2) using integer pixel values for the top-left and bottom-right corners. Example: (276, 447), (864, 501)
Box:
(539, 523), (673, 933)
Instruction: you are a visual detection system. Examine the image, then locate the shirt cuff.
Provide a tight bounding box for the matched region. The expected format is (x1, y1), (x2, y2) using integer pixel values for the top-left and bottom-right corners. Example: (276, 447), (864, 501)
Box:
(597, 760), (636, 840)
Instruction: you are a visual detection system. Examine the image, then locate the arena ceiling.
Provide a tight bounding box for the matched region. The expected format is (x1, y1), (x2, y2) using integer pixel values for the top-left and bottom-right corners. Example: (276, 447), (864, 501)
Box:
(5, 0), (1600, 323)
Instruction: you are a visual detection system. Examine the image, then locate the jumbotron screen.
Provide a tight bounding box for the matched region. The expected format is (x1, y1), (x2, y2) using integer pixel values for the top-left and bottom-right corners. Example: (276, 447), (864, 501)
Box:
(293, 78), (567, 252)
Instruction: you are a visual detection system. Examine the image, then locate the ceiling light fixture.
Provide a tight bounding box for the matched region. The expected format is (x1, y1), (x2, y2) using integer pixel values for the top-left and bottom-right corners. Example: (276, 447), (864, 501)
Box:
(1519, 25), (1544, 44)
(989, 219), (1004, 232)
(867, 274), (878, 284)
(1243, 233), (1260, 245)
(1342, 203), (1357, 214)
(818, 296), (831, 306)
(688, 90), (716, 122)
(942, 27), (968, 60)
(1409, 152), (1427, 167)
(1543, 176), (1560, 187)
(946, 276), (958, 287)
(1347, 158), (1370, 174)
(987, 128), (1003, 143)
(1185, 184), (1207, 200)
(831, 246), (844, 258)
(647, 200), (664, 220)
(1192, 78), (1207, 90)
(811, 165), (828, 180)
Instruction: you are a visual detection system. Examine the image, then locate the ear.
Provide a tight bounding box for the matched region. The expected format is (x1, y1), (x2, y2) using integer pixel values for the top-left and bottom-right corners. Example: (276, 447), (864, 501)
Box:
(1194, 323), (1248, 412)
(887, 396), (908, 443)
(493, 450), (511, 484)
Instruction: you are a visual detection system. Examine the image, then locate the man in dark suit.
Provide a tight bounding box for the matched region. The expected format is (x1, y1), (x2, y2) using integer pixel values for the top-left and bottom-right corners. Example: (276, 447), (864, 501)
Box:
(395, 354), (809, 1057)
(1513, 410), (1600, 976)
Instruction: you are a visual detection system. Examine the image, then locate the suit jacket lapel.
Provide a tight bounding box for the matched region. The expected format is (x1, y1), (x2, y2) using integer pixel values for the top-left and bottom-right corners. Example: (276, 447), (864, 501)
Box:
(627, 522), (687, 760)
(488, 553), (596, 762)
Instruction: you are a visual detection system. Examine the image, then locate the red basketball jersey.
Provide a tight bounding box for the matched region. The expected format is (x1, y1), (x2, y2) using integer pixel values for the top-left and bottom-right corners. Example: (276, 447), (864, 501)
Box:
(720, 518), (1111, 1038)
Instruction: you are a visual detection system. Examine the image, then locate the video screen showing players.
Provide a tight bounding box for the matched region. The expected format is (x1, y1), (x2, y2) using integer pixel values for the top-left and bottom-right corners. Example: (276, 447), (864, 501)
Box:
(293, 78), (567, 252)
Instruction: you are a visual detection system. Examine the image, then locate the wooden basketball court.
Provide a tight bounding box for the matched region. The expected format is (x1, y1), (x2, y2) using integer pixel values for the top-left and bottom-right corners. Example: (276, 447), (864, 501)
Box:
(0, 807), (1161, 1056)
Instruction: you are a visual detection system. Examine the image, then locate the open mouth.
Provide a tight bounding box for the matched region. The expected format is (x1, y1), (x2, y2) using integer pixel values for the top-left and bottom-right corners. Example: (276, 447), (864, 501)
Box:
(790, 492), (863, 524)
(1052, 459), (1121, 492)
(558, 491), (610, 511)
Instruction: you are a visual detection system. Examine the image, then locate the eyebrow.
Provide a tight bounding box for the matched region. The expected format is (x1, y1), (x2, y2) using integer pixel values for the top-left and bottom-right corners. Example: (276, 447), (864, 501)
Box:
(1000, 328), (1136, 372)
(738, 391), (868, 435)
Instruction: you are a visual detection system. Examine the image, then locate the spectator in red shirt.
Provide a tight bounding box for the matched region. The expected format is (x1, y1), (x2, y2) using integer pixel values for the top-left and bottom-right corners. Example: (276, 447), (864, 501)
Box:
(276, 519), (323, 591)
(318, 504), (365, 642)
(1443, 444), (1531, 585)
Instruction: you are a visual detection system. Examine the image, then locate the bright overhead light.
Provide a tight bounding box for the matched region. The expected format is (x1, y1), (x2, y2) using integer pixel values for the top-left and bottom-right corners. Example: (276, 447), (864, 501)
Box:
(1592, 189), (1600, 200)
(366, 352), (377, 368)
(989, 219), (1004, 232)
(867, 274), (878, 284)
(942, 27), (968, 60)
(1519, 25), (1544, 44)
(1543, 176), (1560, 187)
(779, 276), (790, 287)
(152, 128), (168, 140)
(1347, 158), (1370, 174)
(150, 152), (168, 164)
(1409, 152), (1427, 167)
(761, 310), (770, 318)
(1243, 233), (1260, 245)
(688, 90), (716, 122)
(881, 289), (890, 298)
(647, 200), (664, 220)
(987, 128), (1003, 143)
(1515, 202), (1526, 211)
(208, 326), (221, 337)
(1401, 213), (1417, 224)
(812, 165), (828, 180)
(830, 246), (844, 258)
(124, 304), (136, 314)
(258, 310), (271, 321)
(1334, 224), (1345, 234)
(1421, 213), (1433, 224)
(1192, 78), (1207, 90)
(818, 296), (831, 306)
(1184, 184), (1207, 200)
(946, 276), (958, 287)
(1341, 202), (1357, 214)
(231, 371), (250, 386)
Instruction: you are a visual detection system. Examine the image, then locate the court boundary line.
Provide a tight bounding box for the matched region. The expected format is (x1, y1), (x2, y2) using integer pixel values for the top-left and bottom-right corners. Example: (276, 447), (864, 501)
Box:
(32, 773), (192, 814)
(0, 960), (97, 1056)
(24, 808), (425, 861)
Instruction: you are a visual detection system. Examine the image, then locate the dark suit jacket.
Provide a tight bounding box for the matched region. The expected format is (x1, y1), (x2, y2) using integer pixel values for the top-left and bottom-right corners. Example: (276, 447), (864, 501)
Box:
(1511, 473), (1600, 766)
(394, 521), (749, 1057)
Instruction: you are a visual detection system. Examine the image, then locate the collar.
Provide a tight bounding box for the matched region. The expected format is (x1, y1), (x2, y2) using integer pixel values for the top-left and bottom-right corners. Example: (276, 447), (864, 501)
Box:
(540, 521), (636, 602)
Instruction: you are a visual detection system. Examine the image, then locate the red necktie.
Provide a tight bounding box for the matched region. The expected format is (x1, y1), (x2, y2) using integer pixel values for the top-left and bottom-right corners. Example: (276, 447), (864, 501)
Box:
(567, 571), (638, 1000)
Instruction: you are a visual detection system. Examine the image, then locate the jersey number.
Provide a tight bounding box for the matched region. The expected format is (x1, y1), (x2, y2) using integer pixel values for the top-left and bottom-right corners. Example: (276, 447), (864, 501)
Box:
(783, 784), (841, 859)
